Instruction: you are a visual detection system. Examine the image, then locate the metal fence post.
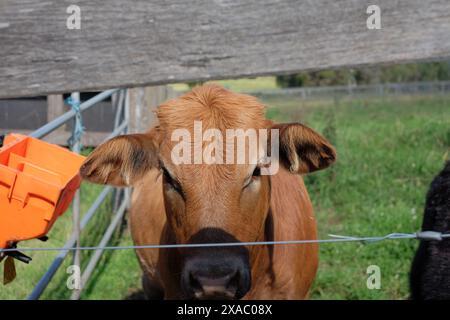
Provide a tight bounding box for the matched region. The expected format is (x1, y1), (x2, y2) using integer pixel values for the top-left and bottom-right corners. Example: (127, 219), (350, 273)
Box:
(69, 92), (82, 300)
(25, 89), (122, 300)
(70, 89), (130, 300)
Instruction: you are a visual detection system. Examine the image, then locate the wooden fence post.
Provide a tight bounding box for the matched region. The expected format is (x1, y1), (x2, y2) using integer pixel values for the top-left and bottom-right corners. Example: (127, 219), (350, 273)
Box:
(128, 85), (177, 133)
(46, 94), (68, 144)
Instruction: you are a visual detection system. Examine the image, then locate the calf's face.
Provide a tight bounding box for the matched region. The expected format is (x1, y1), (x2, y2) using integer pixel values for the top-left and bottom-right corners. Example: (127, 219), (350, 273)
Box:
(159, 141), (272, 299)
(80, 87), (336, 299)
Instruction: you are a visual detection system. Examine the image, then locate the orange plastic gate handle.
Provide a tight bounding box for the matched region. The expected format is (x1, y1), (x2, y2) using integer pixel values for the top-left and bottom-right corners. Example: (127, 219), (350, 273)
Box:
(0, 134), (86, 249)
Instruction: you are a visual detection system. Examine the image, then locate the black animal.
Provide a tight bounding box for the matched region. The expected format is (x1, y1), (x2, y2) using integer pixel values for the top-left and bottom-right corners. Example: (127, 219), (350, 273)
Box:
(410, 160), (450, 300)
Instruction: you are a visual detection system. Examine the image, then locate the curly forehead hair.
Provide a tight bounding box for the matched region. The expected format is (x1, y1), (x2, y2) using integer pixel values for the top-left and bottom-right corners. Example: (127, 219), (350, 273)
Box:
(155, 84), (269, 134)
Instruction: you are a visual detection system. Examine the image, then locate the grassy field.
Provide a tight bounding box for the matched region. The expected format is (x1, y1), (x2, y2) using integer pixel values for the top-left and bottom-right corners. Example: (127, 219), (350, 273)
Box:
(266, 94), (450, 299)
(1, 92), (449, 300)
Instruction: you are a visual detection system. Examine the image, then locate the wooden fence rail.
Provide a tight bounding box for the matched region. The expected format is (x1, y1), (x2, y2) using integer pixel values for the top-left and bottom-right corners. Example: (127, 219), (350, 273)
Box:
(1, 0), (450, 98)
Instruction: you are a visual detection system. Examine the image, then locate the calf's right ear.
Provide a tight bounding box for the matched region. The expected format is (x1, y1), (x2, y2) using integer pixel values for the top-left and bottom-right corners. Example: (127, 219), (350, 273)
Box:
(80, 133), (159, 186)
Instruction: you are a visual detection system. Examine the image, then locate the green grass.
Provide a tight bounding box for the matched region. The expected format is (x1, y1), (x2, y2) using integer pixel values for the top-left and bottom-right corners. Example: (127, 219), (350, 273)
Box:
(1, 93), (449, 300)
(266, 94), (450, 299)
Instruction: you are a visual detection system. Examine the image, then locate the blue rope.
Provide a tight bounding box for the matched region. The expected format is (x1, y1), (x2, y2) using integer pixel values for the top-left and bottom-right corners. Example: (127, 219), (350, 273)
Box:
(65, 96), (85, 150)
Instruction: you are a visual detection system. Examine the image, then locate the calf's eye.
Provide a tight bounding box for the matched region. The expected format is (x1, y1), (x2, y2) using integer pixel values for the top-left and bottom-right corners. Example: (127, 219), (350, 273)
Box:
(252, 167), (261, 177)
(243, 166), (261, 189)
(162, 168), (183, 194)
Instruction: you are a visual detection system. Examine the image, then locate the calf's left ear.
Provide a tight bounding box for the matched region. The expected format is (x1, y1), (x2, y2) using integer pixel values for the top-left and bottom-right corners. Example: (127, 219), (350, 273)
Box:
(273, 123), (336, 174)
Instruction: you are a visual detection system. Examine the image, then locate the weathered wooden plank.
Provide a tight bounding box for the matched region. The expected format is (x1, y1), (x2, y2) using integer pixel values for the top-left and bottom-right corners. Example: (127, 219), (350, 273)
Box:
(128, 85), (177, 133)
(0, 0), (449, 98)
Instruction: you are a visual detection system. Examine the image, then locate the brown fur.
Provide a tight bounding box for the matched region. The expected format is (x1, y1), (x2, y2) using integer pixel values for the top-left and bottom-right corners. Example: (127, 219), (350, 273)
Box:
(80, 84), (336, 299)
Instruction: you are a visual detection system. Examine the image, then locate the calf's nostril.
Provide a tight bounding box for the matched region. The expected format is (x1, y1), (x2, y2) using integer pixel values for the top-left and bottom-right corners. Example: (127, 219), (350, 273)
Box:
(227, 270), (240, 291)
(189, 272), (203, 292)
(189, 270), (240, 298)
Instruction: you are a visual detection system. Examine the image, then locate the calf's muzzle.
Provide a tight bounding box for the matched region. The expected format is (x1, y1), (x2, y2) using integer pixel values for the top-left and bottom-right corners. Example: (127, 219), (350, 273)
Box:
(180, 228), (251, 300)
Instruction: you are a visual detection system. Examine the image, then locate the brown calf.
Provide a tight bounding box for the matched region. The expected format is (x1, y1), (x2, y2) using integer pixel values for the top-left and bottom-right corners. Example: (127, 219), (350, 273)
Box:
(80, 84), (336, 299)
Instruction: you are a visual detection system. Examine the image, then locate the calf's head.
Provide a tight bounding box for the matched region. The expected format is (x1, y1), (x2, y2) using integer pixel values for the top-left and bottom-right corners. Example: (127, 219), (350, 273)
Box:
(80, 85), (336, 299)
